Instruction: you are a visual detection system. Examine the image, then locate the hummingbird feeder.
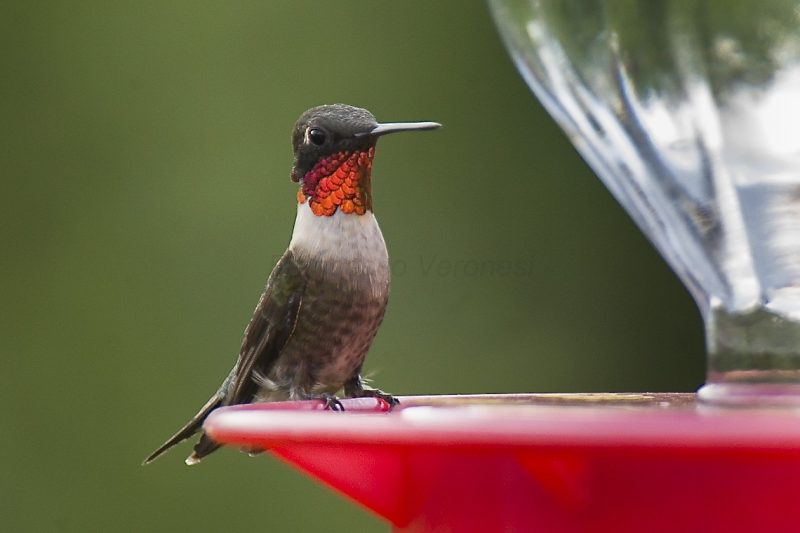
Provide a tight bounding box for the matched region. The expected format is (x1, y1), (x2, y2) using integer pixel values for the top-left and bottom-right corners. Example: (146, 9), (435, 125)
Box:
(207, 1), (800, 530)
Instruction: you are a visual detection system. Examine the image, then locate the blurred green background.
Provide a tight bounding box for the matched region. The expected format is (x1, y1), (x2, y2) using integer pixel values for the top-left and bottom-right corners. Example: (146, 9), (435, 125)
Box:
(1, 1), (703, 531)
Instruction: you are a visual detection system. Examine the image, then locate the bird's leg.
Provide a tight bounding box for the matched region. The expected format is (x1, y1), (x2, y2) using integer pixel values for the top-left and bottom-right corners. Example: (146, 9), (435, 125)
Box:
(344, 374), (400, 409)
(292, 384), (344, 411)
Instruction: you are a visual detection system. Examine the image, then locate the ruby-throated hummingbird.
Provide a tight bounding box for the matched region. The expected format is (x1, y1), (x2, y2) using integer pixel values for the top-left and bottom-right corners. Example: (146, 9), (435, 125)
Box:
(144, 104), (440, 465)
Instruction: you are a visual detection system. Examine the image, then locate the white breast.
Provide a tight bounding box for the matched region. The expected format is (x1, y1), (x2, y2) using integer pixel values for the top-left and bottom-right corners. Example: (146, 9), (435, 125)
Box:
(288, 203), (389, 295)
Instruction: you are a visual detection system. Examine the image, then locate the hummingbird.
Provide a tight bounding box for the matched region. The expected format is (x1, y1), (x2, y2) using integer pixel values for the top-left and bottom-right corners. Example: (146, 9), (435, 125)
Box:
(144, 104), (440, 465)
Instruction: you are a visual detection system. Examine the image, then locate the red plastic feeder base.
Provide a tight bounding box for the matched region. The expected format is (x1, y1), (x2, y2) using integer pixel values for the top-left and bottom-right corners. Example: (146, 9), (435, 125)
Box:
(204, 393), (800, 532)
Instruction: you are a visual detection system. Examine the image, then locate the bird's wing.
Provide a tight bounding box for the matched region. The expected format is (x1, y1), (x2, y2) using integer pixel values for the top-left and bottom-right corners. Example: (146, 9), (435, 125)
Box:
(223, 248), (306, 406)
(142, 249), (305, 465)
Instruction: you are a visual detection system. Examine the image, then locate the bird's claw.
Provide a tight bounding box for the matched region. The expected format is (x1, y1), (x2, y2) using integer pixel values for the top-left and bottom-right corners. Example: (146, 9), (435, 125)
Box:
(320, 394), (345, 411)
(359, 389), (400, 410)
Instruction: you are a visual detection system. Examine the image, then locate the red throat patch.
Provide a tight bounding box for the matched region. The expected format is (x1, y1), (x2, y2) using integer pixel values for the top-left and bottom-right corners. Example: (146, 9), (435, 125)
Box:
(298, 147), (375, 216)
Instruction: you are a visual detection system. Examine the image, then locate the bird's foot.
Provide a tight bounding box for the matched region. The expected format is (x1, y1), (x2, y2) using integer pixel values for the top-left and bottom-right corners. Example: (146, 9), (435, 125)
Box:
(353, 388), (400, 410)
(319, 394), (345, 411)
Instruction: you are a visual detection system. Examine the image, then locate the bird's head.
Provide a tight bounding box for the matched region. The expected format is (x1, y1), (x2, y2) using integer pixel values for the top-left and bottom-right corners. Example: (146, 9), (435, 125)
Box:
(290, 104), (439, 216)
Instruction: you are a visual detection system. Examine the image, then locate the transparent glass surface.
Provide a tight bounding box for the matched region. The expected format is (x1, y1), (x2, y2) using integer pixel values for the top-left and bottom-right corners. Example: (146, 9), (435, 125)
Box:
(489, 0), (800, 405)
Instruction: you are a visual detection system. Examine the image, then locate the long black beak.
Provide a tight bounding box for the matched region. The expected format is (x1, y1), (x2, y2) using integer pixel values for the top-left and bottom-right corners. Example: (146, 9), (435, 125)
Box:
(355, 121), (441, 138)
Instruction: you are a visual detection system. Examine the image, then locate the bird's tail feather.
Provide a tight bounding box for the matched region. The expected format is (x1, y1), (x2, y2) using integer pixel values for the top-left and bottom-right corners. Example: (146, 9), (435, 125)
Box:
(184, 433), (222, 465)
(142, 393), (223, 465)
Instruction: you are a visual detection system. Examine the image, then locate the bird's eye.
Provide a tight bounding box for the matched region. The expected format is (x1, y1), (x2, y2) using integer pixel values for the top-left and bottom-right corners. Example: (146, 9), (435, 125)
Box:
(307, 127), (327, 146)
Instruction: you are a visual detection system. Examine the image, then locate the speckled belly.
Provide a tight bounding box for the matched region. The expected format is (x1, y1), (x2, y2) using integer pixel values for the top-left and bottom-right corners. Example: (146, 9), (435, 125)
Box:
(256, 270), (389, 401)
